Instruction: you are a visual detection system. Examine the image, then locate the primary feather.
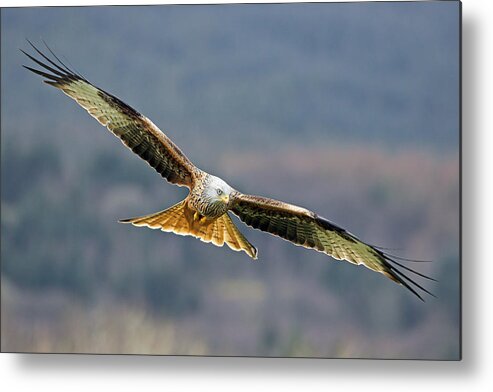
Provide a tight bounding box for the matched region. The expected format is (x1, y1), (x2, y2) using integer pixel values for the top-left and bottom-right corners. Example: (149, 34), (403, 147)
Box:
(22, 40), (196, 187)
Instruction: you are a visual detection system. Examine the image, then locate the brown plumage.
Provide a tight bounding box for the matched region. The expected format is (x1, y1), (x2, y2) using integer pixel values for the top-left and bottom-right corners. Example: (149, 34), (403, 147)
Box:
(120, 199), (257, 259)
(22, 41), (435, 301)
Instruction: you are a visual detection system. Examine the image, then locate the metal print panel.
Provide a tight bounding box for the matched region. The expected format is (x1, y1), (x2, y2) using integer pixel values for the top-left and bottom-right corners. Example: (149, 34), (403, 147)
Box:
(0, 1), (460, 359)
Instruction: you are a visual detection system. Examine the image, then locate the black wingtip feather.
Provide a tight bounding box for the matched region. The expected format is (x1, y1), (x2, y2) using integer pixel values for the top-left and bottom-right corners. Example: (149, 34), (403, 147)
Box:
(359, 238), (436, 300)
(384, 255), (438, 282)
(379, 254), (437, 301)
(26, 39), (71, 75)
(22, 65), (60, 81)
(389, 265), (437, 299)
(381, 251), (433, 263)
(398, 278), (425, 302)
(118, 218), (133, 223)
(20, 48), (67, 78)
(386, 268), (425, 301)
(42, 40), (71, 71)
(42, 39), (85, 79)
(22, 40), (84, 85)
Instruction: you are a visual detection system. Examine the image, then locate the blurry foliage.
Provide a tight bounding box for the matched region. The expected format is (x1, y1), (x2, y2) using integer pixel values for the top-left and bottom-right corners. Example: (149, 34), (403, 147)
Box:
(1, 140), (61, 202)
(88, 149), (156, 188)
(119, 266), (201, 316)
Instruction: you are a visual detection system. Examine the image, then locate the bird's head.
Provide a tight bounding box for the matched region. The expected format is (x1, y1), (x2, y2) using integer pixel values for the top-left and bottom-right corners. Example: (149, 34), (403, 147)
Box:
(205, 175), (233, 206)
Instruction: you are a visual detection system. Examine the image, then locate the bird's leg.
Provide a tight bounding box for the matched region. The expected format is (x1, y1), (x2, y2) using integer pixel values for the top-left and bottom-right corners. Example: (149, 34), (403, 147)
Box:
(193, 211), (208, 224)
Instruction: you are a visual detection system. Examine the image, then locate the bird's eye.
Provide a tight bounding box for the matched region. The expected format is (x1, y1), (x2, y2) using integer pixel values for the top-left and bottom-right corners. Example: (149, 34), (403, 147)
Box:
(217, 189), (223, 195)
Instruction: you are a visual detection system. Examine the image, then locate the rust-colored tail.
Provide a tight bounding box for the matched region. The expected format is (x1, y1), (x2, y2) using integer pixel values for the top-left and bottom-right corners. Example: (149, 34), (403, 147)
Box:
(119, 200), (258, 259)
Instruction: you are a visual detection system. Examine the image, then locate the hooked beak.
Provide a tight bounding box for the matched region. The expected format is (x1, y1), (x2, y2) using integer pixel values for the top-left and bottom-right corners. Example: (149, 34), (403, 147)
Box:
(220, 194), (229, 204)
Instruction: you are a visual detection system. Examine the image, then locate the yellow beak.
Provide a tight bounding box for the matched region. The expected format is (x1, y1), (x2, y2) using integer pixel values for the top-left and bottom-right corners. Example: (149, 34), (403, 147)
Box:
(220, 194), (229, 204)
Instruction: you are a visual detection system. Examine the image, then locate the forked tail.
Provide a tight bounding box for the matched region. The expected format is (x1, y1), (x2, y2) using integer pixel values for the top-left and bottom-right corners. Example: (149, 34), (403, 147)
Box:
(119, 200), (258, 259)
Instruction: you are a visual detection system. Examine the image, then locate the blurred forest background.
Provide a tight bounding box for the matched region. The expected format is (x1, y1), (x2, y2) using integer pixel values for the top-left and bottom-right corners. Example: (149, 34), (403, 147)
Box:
(1, 3), (459, 359)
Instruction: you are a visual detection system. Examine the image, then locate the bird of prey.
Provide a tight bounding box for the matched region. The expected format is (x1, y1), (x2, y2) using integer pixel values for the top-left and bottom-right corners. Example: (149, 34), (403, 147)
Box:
(22, 42), (435, 300)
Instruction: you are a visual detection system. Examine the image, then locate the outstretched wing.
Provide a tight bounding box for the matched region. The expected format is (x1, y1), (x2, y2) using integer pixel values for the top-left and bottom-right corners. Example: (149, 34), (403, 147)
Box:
(231, 193), (435, 300)
(22, 42), (196, 188)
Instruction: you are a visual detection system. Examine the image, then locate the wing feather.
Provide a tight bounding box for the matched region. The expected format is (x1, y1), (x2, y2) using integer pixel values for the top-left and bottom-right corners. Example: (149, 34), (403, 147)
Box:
(231, 193), (435, 300)
(22, 42), (196, 188)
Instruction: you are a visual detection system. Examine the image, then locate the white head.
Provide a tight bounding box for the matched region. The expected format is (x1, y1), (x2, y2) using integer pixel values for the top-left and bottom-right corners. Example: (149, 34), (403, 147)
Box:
(204, 175), (234, 205)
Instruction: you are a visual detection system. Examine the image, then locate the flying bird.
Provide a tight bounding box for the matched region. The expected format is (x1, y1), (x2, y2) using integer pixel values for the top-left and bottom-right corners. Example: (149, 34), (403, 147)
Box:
(22, 42), (435, 300)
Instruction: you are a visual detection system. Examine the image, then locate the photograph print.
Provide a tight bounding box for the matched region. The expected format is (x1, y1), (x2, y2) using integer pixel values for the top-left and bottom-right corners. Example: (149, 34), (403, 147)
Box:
(1, 1), (460, 359)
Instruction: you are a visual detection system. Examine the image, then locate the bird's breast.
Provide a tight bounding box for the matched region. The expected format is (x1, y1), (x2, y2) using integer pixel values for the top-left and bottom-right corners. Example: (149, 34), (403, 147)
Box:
(188, 192), (227, 218)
